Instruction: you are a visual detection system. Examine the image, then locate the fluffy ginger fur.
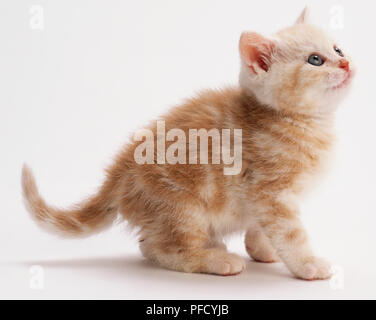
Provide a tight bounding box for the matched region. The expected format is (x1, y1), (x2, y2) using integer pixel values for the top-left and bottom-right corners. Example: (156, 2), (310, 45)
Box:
(22, 8), (354, 280)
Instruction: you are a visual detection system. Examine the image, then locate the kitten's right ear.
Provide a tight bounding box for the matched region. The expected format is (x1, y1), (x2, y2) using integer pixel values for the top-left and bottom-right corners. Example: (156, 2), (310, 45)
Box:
(239, 32), (275, 74)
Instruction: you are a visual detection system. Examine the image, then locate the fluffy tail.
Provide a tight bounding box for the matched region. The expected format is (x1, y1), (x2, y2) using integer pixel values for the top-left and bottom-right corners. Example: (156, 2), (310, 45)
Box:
(21, 164), (121, 237)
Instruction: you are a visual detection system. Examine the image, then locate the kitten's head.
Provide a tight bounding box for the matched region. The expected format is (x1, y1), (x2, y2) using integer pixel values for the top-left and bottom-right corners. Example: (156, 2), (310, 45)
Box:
(239, 8), (354, 117)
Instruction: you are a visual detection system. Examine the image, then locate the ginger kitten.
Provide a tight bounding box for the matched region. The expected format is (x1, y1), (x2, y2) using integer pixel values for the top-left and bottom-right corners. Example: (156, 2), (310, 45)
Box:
(22, 8), (354, 280)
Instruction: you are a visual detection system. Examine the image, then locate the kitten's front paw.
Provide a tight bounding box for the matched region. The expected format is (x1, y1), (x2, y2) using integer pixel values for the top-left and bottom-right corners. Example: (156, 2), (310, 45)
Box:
(246, 245), (280, 263)
(204, 253), (246, 276)
(293, 257), (332, 280)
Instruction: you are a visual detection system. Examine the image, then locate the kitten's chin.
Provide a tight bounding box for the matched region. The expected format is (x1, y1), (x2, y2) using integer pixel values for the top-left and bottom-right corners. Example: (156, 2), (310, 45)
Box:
(330, 70), (354, 91)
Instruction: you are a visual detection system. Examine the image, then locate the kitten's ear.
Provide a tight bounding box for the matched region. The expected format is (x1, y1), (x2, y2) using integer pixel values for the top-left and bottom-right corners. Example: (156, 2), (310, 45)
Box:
(295, 6), (310, 24)
(239, 32), (275, 74)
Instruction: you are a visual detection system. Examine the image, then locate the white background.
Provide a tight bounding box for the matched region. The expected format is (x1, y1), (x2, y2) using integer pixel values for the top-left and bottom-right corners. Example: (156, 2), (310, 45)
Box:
(0, 0), (375, 299)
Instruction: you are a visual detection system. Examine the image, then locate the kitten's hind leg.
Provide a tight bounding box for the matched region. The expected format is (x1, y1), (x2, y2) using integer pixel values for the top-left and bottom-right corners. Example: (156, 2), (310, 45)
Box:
(139, 224), (245, 276)
(245, 223), (280, 263)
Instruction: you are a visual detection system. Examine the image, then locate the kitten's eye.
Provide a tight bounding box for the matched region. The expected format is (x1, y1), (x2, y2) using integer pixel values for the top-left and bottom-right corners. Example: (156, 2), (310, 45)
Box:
(334, 46), (344, 57)
(308, 54), (324, 66)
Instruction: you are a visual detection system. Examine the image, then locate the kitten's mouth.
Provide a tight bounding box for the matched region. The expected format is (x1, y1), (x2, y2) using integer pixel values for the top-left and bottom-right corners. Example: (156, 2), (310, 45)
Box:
(332, 70), (353, 90)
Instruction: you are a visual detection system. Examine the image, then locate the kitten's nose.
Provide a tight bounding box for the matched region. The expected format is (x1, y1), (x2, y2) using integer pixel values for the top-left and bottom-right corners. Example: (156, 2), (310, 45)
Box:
(339, 59), (349, 72)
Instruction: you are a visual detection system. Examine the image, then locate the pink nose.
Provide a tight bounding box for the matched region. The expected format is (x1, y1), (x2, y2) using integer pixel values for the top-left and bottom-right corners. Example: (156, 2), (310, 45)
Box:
(339, 59), (349, 72)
